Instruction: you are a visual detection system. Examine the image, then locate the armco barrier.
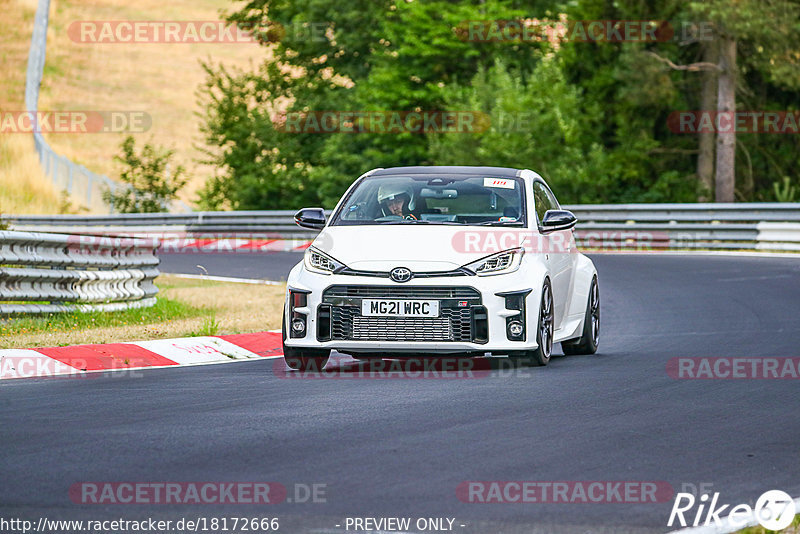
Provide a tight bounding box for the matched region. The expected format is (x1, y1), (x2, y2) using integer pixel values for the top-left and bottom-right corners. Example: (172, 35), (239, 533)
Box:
(3, 203), (800, 252)
(0, 231), (160, 315)
(568, 203), (800, 251)
(3, 211), (321, 239)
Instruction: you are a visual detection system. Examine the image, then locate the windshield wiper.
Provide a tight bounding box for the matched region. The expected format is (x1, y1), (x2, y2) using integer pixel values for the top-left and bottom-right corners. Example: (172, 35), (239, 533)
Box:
(473, 220), (525, 226)
(386, 220), (467, 225)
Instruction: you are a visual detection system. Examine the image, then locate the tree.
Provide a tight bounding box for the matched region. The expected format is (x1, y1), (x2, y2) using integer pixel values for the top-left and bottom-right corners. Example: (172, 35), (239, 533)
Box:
(557, 0), (699, 203)
(199, 0), (800, 207)
(429, 58), (610, 203)
(204, 0), (559, 208)
(196, 60), (325, 209)
(646, 0), (800, 201)
(104, 136), (188, 213)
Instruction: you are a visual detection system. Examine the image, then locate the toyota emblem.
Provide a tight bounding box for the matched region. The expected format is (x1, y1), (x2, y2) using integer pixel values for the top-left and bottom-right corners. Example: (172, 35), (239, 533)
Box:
(390, 267), (412, 283)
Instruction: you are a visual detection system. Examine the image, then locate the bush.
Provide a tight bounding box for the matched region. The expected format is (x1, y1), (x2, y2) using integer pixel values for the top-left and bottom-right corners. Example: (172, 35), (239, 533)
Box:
(103, 136), (188, 213)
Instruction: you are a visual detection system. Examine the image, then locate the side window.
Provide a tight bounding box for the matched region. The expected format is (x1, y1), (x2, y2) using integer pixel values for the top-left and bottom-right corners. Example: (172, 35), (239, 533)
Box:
(533, 181), (559, 223)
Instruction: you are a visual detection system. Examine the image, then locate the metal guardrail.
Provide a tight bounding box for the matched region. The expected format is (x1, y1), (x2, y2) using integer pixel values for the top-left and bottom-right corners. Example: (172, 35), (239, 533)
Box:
(4, 211), (323, 239)
(0, 231), (160, 315)
(3, 203), (800, 252)
(566, 203), (800, 251)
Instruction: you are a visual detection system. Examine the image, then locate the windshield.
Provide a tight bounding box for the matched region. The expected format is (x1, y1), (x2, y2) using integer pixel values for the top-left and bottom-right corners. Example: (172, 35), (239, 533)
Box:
(330, 174), (527, 226)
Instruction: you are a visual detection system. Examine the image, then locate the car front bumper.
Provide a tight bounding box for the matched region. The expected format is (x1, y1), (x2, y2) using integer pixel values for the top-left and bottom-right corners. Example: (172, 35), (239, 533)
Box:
(284, 263), (544, 355)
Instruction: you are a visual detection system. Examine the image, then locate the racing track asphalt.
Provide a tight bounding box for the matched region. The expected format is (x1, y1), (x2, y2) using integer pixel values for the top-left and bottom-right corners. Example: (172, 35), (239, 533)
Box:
(1, 252), (799, 533)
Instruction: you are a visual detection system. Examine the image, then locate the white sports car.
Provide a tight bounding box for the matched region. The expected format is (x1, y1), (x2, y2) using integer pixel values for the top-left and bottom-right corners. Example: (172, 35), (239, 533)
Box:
(283, 166), (599, 370)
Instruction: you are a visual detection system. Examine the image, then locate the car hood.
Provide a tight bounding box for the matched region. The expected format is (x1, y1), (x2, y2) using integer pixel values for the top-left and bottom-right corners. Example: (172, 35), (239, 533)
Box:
(310, 225), (528, 272)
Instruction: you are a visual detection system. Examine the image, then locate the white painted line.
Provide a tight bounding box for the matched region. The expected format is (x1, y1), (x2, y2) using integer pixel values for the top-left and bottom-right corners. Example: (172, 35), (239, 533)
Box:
(133, 336), (264, 365)
(165, 273), (284, 285)
(668, 495), (800, 534)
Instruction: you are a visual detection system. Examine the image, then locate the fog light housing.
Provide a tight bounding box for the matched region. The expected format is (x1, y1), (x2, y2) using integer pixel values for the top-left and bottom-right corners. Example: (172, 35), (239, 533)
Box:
(497, 289), (532, 341)
(291, 318), (306, 334)
(288, 289), (310, 338)
(508, 321), (524, 338)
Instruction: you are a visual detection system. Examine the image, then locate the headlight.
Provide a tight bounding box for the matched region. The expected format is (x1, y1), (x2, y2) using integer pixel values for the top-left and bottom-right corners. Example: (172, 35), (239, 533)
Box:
(304, 246), (345, 274)
(463, 247), (524, 276)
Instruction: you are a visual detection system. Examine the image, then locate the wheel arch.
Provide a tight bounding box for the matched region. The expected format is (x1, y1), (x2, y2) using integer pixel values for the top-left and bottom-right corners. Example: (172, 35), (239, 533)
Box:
(566, 253), (598, 326)
(521, 262), (551, 347)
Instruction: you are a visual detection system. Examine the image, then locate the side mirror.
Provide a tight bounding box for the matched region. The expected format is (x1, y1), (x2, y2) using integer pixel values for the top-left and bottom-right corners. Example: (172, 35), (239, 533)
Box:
(540, 209), (577, 232)
(294, 207), (326, 230)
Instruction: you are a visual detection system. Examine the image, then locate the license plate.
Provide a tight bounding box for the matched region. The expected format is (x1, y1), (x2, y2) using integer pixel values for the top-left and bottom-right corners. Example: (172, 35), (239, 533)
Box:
(361, 299), (440, 317)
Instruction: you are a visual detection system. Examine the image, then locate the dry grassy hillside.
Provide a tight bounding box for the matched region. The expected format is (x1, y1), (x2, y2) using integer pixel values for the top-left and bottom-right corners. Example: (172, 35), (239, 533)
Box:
(2, 0), (264, 212)
(0, 0), (65, 214)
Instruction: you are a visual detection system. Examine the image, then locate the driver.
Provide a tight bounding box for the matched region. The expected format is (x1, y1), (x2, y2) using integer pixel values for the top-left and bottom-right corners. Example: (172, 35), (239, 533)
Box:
(377, 184), (418, 220)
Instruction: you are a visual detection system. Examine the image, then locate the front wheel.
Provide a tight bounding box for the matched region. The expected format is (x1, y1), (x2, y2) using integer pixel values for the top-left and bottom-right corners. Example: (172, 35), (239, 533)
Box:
(562, 275), (599, 355)
(282, 311), (330, 371)
(509, 279), (553, 367)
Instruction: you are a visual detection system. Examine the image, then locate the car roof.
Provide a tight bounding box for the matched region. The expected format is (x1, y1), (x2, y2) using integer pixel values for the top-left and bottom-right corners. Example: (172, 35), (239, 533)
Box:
(371, 166), (522, 178)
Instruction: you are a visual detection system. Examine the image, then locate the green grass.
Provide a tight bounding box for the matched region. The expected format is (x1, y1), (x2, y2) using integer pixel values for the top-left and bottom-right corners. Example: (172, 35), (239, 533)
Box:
(0, 274), (285, 348)
(0, 297), (210, 342)
(186, 316), (221, 337)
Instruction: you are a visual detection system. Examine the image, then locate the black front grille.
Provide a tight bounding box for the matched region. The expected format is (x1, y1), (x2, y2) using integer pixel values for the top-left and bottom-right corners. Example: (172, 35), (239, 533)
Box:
(324, 285), (480, 300)
(329, 306), (473, 342)
(322, 285), (484, 343)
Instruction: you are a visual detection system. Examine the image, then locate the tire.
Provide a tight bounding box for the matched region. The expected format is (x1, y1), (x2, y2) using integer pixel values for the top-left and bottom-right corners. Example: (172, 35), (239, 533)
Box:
(562, 275), (599, 355)
(282, 310), (330, 371)
(509, 279), (554, 367)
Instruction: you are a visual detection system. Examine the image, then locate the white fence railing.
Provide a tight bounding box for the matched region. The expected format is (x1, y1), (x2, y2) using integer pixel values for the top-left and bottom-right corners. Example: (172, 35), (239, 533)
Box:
(0, 231), (160, 315)
(3, 203), (800, 252)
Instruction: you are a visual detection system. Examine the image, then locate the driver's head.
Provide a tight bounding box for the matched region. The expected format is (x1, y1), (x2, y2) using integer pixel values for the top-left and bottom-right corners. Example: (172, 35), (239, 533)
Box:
(378, 184), (413, 216)
(385, 195), (406, 216)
